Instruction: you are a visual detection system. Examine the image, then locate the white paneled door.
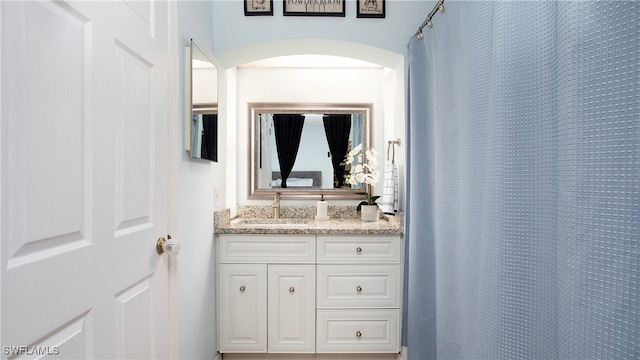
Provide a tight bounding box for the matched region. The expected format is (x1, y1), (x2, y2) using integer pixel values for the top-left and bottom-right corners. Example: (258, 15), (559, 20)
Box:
(1, 1), (174, 358)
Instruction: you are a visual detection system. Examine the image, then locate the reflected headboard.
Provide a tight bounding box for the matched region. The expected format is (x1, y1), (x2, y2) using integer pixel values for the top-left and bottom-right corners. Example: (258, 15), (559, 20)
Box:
(272, 171), (322, 188)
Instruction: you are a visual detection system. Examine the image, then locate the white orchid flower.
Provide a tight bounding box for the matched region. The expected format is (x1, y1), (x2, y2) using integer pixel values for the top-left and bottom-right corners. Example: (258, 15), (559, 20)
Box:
(349, 143), (362, 157)
(365, 147), (377, 158)
(368, 157), (378, 168)
(344, 155), (353, 165)
(343, 144), (380, 207)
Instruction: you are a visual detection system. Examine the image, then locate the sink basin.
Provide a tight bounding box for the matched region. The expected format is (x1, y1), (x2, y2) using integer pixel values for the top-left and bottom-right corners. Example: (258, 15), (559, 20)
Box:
(233, 218), (309, 227)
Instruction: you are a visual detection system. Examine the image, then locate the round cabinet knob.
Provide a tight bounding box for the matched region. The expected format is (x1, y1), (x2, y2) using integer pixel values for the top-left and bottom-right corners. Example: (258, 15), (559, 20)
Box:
(356, 331), (362, 337)
(289, 286), (295, 293)
(239, 285), (246, 292)
(356, 247), (363, 253)
(356, 285), (362, 292)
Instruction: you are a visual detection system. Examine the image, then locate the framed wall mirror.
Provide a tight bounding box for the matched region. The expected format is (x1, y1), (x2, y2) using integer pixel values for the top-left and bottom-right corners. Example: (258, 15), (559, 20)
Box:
(186, 39), (218, 161)
(248, 103), (372, 200)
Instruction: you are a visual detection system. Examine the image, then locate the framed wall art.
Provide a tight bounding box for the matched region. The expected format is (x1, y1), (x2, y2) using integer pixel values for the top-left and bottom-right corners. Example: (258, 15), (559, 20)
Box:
(245, 0), (274, 16)
(357, 0), (385, 18)
(283, 0), (345, 17)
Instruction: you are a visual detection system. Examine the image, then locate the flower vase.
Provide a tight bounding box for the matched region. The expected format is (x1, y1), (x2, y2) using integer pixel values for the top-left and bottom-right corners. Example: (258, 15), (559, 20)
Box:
(360, 205), (379, 222)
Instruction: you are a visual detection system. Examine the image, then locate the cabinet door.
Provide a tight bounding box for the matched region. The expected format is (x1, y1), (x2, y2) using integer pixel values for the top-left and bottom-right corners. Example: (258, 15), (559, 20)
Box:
(219, 264), (267, 353)
(268, 265), (316, 353)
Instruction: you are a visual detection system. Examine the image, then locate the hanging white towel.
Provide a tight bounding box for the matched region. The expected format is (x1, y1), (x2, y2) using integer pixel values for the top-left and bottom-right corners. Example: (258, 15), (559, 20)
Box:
(381, 161), (398, 215)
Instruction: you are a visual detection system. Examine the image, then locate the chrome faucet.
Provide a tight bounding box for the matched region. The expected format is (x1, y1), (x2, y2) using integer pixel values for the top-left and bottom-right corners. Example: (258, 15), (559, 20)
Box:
(273, 192), (281, 219)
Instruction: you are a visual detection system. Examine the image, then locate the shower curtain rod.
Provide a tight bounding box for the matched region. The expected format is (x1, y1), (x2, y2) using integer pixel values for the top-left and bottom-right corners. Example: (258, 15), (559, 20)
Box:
(415, 0), (445, 39)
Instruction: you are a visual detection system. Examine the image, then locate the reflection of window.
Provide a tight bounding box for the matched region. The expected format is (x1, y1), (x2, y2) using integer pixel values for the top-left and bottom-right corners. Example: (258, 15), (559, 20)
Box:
(191, 115), (203, 159)
(250, 104), (372, 198)
(192, 106), (217, 162)
(259, 112), (366, 189)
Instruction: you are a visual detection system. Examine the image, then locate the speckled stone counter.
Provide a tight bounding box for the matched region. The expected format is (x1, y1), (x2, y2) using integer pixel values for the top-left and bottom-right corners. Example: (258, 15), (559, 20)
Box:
(214, 206), (403, 235)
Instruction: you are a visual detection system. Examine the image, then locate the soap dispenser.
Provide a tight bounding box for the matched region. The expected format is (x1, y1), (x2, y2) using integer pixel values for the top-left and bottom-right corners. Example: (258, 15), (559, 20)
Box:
(315, 195), (330, 221)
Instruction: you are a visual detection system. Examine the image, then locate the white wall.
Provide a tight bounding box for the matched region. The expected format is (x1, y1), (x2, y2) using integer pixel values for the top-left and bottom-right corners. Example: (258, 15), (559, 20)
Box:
(208, 0), (419, 209)
(235, 66), (388, 205)
(177, 1), (220, 358)
(211, 0), (432, 56)
(192, 67), (217, 105)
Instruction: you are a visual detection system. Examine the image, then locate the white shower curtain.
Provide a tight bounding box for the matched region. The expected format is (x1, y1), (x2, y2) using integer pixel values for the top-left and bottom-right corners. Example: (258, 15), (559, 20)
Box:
(405, 2), (639, 359)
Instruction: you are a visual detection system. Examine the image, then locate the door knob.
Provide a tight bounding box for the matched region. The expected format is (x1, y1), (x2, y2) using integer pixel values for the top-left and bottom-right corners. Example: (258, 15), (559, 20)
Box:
(157, 235), (181, 255)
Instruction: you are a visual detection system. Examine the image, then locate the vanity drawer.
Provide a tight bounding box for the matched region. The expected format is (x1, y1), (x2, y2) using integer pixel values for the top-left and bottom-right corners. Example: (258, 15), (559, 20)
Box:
(317, 235), (401, 264)
(317, 265), (400, 308)
(316, 309), (400, 353)
(219, 234), (315, 263)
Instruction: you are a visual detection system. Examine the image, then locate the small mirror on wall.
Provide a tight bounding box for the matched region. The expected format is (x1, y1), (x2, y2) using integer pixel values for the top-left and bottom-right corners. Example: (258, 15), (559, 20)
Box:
(186, 39), (218, 162)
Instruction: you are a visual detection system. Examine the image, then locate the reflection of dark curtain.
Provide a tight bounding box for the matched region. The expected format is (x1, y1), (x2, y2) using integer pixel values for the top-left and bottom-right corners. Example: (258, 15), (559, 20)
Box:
(200, 114), (218, 161)
(323, 114), (351, 188)
(273, 114), (305, 188)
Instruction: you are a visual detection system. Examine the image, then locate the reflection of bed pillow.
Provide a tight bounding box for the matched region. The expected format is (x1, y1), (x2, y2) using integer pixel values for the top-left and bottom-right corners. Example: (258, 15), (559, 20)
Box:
(286, 177), (313, 187)
(271, 179), (282, 187)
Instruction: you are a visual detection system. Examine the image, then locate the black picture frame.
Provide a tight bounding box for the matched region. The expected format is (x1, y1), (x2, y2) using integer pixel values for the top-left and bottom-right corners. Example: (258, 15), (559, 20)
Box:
(357, 0), (385, 18)
(245, 0), (274, 16)
(283, 0), (345, 17)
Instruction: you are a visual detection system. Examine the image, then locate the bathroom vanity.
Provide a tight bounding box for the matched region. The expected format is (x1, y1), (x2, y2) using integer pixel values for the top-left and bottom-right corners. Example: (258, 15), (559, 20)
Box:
(215, 207), (404, 360)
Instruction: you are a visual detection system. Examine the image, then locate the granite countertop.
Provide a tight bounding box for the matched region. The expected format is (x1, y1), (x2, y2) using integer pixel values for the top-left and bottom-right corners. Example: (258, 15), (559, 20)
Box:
(214, 206), (404, 235)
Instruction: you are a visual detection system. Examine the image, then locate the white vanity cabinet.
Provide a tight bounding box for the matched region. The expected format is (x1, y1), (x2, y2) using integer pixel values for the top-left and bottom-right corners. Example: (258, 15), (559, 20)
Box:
(316, 234), (402, 353)
(217, 232), (403, 357)
(218, 234), (316, 354)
